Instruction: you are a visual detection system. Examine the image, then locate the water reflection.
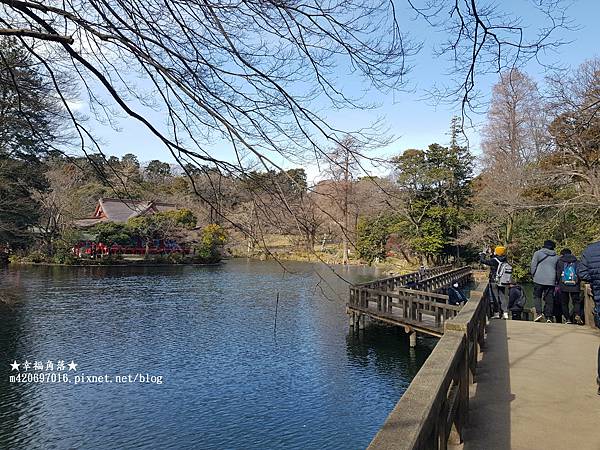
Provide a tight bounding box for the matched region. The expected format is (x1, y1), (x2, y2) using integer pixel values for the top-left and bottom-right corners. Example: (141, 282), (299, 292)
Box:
(0, 260), (433, 449)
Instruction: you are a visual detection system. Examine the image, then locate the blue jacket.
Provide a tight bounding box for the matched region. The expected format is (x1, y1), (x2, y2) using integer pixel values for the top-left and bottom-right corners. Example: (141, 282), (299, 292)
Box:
(578, 241), (600, 326)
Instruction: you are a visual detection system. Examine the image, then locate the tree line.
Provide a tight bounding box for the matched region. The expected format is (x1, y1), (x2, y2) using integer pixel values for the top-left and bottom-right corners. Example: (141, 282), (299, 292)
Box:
(2, 30), (598, 276)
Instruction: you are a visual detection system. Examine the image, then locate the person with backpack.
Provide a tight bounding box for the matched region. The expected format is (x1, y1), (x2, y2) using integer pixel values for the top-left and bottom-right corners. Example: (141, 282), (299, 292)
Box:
(555, 248), (582, 325)
(577, 240), (600, 396)
(508, 282), (527, 320)
(530, 240), (560, 323)
(480, 246), (512, 319)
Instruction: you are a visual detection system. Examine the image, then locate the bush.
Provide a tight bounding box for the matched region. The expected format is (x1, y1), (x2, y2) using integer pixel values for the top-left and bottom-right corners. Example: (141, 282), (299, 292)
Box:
(356, 215), (395, 264)
(52, 251), (77, 265)
(27, 250), (47, 263)
(194, 224), (227, 263)
(90, 222), (132, 245)
(167, 252), (185, 264)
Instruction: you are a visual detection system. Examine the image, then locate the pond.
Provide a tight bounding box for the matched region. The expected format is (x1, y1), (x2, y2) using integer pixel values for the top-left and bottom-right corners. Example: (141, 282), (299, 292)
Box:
(0, 260), (436, 449)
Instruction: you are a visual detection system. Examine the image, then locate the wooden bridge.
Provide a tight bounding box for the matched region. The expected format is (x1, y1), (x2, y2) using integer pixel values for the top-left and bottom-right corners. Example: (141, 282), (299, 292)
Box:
(363, 274), (600, 450)
(347, 265), (473, 343)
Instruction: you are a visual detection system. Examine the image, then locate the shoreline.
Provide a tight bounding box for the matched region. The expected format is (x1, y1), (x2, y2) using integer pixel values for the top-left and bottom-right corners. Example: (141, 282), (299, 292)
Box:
(6, 260), (223, 268)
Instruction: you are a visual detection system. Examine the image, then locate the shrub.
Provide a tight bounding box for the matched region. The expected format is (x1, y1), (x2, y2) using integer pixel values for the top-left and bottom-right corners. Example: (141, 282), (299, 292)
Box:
(90, 222), (132, 245)
(194, 224), (227, 263)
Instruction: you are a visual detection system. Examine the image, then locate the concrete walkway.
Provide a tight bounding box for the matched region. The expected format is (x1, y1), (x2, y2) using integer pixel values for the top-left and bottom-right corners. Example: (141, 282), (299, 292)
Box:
(462, 320), (600, 450)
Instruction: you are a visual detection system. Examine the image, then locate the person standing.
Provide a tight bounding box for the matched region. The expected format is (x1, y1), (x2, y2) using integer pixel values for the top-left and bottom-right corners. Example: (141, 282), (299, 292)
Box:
(480, 246), (509, 319)
(530, 240), (560, 322)
(577, 240), (600, 396)
(555, 248), (582, 325)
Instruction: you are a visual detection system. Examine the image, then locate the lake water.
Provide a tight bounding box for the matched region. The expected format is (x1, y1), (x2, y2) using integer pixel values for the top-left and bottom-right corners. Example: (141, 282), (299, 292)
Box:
(0, 260), (436, 449)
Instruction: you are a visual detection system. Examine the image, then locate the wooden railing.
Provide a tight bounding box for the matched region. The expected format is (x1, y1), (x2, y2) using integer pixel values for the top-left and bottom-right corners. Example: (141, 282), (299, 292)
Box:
(413, 266), (473, 293)
(368, 282), (489, 450)
(348, 266), (474, 334)
(348, 286), (462, 330)
(355, 265), (454, 290)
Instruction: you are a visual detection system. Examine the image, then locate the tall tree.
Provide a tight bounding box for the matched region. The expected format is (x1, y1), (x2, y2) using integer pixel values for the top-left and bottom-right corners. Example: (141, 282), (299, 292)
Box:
(392, 140), (473, 263)
(477, 69), (549, 245)
(326, 136), (361, 264)
(0, 1), (569, 244)
(547, 58), (600, 204)
(0, 38), (71, 246)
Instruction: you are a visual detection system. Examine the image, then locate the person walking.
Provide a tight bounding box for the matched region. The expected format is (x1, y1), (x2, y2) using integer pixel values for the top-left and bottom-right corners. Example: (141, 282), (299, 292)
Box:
(577, 240), (600, 395)
(480, 246), (509, 319)
(555, 248), (582, 325)
(530, 240), (560, 322)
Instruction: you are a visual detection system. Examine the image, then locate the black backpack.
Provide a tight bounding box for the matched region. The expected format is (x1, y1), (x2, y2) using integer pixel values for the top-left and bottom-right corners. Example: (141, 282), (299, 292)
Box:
(513, 286), (527, 309)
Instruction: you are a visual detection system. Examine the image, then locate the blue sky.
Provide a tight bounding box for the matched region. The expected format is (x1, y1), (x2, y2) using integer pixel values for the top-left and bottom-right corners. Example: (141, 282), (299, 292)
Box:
(77, 0), (599, 182)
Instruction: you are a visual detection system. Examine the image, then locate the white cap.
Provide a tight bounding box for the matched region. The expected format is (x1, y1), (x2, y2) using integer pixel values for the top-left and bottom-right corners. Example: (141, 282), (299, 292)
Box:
(453, 282), (459, 288)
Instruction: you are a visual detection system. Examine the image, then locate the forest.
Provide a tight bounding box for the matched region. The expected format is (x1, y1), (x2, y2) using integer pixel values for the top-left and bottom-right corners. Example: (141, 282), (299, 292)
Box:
(1, 32), (599, 278)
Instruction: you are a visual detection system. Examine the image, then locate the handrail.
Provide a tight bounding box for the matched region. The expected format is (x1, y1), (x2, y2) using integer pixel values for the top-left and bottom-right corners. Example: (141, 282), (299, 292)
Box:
(368, 282), (489, 450)
(354, 264), (454, 289)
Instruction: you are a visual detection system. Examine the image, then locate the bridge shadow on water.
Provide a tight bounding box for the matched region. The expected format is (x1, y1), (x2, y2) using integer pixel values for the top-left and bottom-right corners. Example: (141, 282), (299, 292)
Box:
(461, 319), (512, 450)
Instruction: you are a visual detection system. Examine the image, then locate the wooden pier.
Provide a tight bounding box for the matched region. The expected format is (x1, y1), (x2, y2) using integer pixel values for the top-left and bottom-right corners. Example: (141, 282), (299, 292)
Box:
(347, 266), (474, 343)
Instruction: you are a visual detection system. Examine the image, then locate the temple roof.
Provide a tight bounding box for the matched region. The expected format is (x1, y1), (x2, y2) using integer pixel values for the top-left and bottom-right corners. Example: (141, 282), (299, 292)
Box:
(73, 198), (178, 228)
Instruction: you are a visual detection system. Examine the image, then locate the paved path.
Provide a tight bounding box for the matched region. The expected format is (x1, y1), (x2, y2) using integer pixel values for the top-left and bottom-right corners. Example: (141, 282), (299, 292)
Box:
(462, 320), (600, 450)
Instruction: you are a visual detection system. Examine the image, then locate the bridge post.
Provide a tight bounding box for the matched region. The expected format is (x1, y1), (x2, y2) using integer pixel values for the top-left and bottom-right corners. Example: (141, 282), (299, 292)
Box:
(409, 330), (417, 347)
(359, 314), (366, 330)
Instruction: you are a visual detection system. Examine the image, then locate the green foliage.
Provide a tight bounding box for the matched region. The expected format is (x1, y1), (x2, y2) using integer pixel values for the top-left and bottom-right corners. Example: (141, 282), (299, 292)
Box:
(411, 219), (445, 256)
(243, 169), (307, 198)
(50, 228), (84, 264)
(194, 224), (227, 263)
(145, 160), (171, 180)
(392, 133), (474, 261)
(356, 215), (395, 263)
(0, 154), (47, 246)
(90, 222), (132, 245)
(156, 209), (197, 229)
(26, 250), (47, 263)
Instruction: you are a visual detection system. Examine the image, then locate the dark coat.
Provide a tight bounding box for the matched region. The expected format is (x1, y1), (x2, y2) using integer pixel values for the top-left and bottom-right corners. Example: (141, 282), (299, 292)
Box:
(448, 287), (467, 306)
(480, 254), (507, 282)
(555, 254), (580, 293)
(509, 285), (526, 311)
(578, 241), (600, 323)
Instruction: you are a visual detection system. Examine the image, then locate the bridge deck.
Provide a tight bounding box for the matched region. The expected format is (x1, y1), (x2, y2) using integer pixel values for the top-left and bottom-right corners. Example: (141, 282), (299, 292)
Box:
(462, 320), (600, 450)
(347, 301), (445, 336)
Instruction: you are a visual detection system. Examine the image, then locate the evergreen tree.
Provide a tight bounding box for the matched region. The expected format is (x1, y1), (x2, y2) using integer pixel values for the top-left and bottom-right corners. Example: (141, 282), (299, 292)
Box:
(0, 38), (71, 246)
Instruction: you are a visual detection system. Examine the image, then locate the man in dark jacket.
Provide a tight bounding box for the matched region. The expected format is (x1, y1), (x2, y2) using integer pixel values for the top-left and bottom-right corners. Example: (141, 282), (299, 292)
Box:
(530, 240), (560, 322)
(480, 246), (509, 319)
(555, 248), (582, 325)
(577, 240), (600, 395)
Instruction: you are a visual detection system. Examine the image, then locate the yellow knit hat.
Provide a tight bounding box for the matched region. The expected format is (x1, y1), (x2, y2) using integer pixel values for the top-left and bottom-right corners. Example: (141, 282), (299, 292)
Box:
(494, 246), (506, 256)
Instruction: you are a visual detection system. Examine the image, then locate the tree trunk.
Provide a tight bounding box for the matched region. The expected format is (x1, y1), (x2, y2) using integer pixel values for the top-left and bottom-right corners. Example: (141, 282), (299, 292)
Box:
(342, 151), (350, 265)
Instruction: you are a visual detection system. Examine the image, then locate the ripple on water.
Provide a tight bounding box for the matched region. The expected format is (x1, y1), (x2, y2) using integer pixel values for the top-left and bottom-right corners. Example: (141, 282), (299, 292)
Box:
(0, 261), (435, 449)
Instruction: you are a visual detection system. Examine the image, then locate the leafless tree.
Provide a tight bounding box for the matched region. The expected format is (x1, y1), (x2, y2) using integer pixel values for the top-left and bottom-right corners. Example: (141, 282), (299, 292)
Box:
(476, 68), (550, 244)
(323, 136), (362, 264)
(546, 58), (600, 206)
(0, 0), (572, 257)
